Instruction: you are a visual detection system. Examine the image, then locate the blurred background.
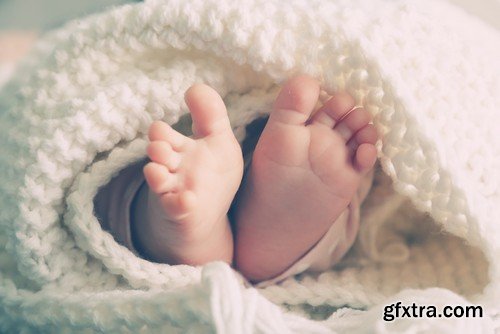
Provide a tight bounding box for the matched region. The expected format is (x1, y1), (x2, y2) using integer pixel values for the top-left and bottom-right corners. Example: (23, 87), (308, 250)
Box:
(0, 0), (134, 30)
(0, 0), (499, 86)
(0, 0), (498, 31)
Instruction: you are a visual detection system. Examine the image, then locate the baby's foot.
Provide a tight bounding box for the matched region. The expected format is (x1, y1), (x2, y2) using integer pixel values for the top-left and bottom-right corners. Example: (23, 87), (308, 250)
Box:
(132, 84), (243, 265)
(234, 75), (378, 281)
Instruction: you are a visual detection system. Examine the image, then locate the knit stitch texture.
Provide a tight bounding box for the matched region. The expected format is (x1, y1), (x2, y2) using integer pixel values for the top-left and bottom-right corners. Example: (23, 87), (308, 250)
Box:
(0, 0), (499, 332)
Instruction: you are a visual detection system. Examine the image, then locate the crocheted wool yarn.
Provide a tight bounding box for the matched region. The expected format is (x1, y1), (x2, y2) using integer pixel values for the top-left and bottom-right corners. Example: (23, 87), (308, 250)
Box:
(0, 0), (499, 332)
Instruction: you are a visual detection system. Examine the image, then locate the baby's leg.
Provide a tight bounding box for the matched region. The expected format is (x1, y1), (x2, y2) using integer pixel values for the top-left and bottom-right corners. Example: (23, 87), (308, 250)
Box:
(234, 75), (378, 282)
(131, 84), (244, 265)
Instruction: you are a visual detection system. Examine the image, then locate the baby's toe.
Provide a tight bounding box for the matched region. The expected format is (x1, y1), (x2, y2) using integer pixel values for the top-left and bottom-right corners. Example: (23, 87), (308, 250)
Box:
(311, 92), (356, 128)
(347, 124), (378, 170)
(147, 141), (181, 171)
(143, 162), (179, 194)
(270, 74), (320, 125)
(352, 124), (378, 147)
(185, 83), (232, 138)
(354, 143), (377, 174)
(334, 106), (371, 142)
(148, 120), (193, 151)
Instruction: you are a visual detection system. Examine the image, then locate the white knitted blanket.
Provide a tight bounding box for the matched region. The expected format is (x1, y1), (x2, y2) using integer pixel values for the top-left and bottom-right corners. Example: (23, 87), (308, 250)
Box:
(1, 0), (499, 332)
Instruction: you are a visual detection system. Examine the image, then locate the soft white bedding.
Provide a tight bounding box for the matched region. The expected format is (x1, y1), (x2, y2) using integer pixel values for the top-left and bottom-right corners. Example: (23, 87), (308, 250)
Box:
(0, 0), (499, 332)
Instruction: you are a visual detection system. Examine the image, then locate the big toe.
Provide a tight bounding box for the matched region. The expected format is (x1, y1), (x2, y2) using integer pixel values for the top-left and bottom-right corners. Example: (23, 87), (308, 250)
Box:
(270, 74), (320, 125)
(184, 83), (232, 138)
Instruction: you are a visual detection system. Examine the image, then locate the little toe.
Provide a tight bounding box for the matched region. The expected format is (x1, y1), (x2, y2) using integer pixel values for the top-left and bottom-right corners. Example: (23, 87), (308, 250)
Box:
(143, 162), (179, 194)
(148, 120), (193, 151)
(353, 124), (378, 145)
(147, 141), (181, 171)
(270, 74), (320, 125)
(184, 83), (232, 138)
(354, 143), (377, 174)
(347, 124), (378, 161)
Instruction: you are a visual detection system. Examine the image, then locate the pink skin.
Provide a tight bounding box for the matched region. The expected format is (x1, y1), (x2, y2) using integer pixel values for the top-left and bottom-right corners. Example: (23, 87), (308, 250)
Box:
(132, 75), (378, 283)
(5, 33), (378, 282)
(132, 84), (243, 265)
(233, 75), (377, 282)
(0, 33), (379, 282)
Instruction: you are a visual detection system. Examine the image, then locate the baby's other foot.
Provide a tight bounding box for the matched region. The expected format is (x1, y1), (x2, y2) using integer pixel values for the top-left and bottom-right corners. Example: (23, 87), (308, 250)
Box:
(132, 84), (243, 265)
(234, 75), (378, 281)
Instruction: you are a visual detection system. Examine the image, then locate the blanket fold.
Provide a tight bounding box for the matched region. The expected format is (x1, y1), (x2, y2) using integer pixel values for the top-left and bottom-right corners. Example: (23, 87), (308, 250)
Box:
(0, 0), (499, 332)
